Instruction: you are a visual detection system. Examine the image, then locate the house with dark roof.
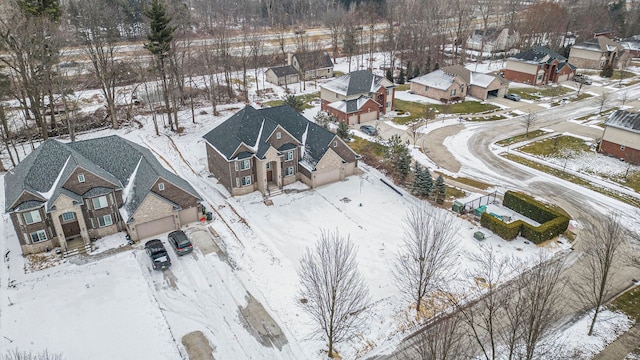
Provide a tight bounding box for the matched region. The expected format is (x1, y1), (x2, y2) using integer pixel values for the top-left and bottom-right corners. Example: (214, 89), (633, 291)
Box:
(504, 46), (577, 85)
(203, 104), (359, 196)
(410, 65), (508, 102)
(600, 110), (640, 164)
(466, 28), (520, 53)
(569, 36), (623, 69)
(320, 70), (395, 124)
(265, 65), (299, 86)
(290, 50), (334, 80)
(4, 135), (202, 255)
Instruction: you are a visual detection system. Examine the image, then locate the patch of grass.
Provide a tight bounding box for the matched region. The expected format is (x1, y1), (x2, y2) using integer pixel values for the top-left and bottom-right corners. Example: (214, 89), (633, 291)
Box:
(502, 154), (640, 207)
(610, 70), (636, 80)
(445, 185), (466, 199)
(603, 170), (640, 193)
(436, 172), (492, 190)
(395, 84), (410, 91)
(334, 71), (345, 77)
(469, 114), (506, 121)
(495, 129), (549, 146)
(574, 93), (593, 101)
(263, 100), (284, 107)
(349, 136), (387, 164)
(518, 135), (590, 156)
(625, 79), (640, 86)
(393, 99), (500, 124)
(263, 92), (319, 110)
(609, 286), (640, 323)
(509, 86), (572, 99)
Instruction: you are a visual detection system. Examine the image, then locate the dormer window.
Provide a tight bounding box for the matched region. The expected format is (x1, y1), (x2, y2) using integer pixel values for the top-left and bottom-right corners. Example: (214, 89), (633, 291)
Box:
(158, 183), (165, 191)
(78, 174), (85, 183)
(276, 132), (282, 139)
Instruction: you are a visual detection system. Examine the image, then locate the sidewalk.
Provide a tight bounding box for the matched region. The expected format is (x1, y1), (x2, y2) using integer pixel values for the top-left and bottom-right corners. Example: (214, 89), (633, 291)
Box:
(593, 323), (640, 360)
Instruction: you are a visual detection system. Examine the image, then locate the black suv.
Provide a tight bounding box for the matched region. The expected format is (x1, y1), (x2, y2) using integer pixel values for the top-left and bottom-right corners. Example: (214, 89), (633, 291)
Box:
(168, 230), (193, 256)
(144, 239), (172, 270)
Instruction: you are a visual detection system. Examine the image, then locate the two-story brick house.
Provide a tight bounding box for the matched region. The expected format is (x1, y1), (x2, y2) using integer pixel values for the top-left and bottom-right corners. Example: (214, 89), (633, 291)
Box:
(4, 135), (202, 255)
(203, 105), (359, 196)
(320, 70), (395, 125)
(504, 46), (577, 85)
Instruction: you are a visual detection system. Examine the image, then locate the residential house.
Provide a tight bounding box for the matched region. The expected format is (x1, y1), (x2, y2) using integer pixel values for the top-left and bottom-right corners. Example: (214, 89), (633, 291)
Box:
(4, 135), (203, 255)
(568, 36), (623, 69)
(599, 110), (640, 164)
(265, 65), (299, 87)
(290, 50), (334, 80)
(320, 70), (395, 124)
(504, 46), (577, 85)
(410, 65), (508, 102)
(467, 28), (520, 53)
(203, 104), (359, 196)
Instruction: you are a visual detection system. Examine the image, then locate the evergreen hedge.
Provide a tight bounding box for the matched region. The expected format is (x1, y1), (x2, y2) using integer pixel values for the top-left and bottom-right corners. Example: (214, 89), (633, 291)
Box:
(480, 212), (521, 240)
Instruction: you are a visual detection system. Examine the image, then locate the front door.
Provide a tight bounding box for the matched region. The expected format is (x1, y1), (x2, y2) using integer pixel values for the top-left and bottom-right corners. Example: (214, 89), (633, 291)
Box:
(266, 162), (273, 182)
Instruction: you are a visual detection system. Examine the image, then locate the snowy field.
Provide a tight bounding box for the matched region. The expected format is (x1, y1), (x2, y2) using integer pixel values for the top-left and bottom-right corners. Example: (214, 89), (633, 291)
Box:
(0, 52), (637, 359)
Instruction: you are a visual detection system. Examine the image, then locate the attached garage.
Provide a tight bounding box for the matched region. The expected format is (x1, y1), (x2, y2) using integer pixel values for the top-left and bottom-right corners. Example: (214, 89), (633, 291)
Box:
(359, 110), (378, 123)
(314, 168), (341, 187)
(135, 215), (176, 240)
(179, 207), (199, 224)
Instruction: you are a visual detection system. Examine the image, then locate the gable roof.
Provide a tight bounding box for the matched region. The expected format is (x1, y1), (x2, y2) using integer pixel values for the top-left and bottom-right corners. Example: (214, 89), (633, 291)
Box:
(328, 96), (378, 114)
(267, 65), (298, 77)
(572, 36), (622, 53)
(203, 105), (353, 168)
(292, 50), (334, 70)
(510, 46), (568, 65)
(411, 70), (458, 90)
(321, 70), (391, 96)
(4, 135), (201, 219)
(606, 110), (640, 134)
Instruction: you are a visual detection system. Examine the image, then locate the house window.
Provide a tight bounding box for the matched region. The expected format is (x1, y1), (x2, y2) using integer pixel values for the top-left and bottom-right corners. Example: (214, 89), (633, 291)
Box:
(276, 132), (282, 139)
(242, 175), (252, 186)
(61, 212), (75, 222)
(24, 210), (42, 224)
(620, 145), (625, 150)
(235, 178), (240, 187)
(285, 151), (294, 161)
(286, 167), (294, 176)
(240, 159), (250, 170)
(92, 196), (108, 210)
(327, 69), (331, 73)
(265, 162), (270, 170)
(78, 174), (85, 183)
(537, 74), (543, 81)
(333, 141), (338, 147)
(158, 183), (165, 191)
(425, 86), (429, 91)
(30, 230), (47, 243)
(98, 214), (113, 227)
(450, 89), (456, 96)
(336, 93), (339, 98)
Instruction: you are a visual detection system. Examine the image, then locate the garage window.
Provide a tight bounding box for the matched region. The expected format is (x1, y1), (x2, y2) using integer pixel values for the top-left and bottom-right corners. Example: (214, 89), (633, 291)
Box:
(24, 210), (42, 224)
(30, 230), (47, 243)
(92, 196), (108, 210)
(62, 212), (75, 222)
(98, 214), (113, 227)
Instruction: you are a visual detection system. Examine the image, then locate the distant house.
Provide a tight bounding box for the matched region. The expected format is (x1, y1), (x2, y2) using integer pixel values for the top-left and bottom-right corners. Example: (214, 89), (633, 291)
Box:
(320, 70), (395, 124)
(568, 36), (623, 69)
(265, 65), (299, 86)
(410, 65), (507, 102)
(203, 105), (359, 196)
(4, 135), (203, 255)
(290, 50), (334, 80)
(600, 110), (640, 164)
(467, 28), (520, 53)
(504, 46), (576, 85)
(619, 35), (640, 57)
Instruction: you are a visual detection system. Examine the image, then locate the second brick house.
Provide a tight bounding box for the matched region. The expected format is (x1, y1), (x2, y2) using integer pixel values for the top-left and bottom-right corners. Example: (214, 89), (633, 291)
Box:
(504, 46), (576, 85)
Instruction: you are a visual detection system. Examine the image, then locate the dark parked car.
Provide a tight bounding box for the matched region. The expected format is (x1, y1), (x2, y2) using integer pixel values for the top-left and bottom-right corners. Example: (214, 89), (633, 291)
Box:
(504, 93), (521, 101)
(168, 230), (193, 256)
(145, 239), (172, 270)
(359, 125), (377, 136)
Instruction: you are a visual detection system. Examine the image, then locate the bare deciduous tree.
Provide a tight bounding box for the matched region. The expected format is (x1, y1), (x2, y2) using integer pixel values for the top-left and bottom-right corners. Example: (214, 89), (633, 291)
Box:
(407, 313), (469, 360)
(394, 206), (458, 315)
(594, 92), (611, 113)
(572, 213), (632, 336)
(522, 112), (537, 138)
(298, 230), (370, 358)
(2, 349), (64, 360)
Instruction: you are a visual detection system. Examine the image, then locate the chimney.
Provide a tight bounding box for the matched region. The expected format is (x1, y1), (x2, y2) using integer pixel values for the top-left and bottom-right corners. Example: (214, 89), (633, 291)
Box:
(287, 52), (293, 66)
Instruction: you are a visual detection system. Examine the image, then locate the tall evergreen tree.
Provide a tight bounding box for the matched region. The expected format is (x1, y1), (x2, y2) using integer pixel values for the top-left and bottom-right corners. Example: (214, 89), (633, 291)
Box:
(406, 61), (413, 80)
(144, 0), (177, 131)
(385, 68), (394, 82)
(412, 164), (433, 197)
(385, 134), (411, 184)
(336, 121), (351, 141)
(397, 68), (406, 84)
(434, 175), (447, 204)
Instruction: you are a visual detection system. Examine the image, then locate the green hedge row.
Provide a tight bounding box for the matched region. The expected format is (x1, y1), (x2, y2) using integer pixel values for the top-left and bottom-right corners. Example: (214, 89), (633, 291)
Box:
(480, 191), (570, 244)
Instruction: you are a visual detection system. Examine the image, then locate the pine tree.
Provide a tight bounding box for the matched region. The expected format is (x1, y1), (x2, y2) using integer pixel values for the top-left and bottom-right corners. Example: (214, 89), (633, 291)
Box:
(385, 68), (394, 82)
(336, 121), (351, 141)
(406, 61), (413, 80)
(424, 168), (433, 197)
(412, 163), (423, 195)
(412, 66), (420, 80)
(284, 95), (304, 112)
(397, 68), (406, 84)
(433, 62), (440, 71)
(397, 153), (411, 184)
(434, 175), (446, 204)
(385, 134), (411, 184)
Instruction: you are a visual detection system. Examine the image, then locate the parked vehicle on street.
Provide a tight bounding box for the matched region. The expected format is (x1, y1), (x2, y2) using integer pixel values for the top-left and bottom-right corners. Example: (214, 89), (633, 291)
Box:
(145, 239), (172, 270)
(359, 125), (377, 136)
(574, 74), (593, 85)
(504, 93), (521, 101)
(168, 230), (193, 256)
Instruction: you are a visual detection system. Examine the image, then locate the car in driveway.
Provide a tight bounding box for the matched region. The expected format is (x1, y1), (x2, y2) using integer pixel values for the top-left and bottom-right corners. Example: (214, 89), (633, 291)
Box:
(144, 239), (172, 270)
(168, 230), (193, 256)
(504, 93), (521, 101)
(359, 125), (377, 136)
(574, 74), (593, 85)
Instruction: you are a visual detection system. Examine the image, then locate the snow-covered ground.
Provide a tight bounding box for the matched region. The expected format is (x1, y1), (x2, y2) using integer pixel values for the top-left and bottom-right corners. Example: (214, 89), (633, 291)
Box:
(0, 52), (637, 359)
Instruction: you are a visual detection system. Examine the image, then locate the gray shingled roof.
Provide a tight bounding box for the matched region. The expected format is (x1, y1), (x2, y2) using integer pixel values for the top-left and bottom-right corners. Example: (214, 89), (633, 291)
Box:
(268, 65), (298, 77)
(321, 70), (389, 97)
(203, 105), (340, 168)
(293, 50), (334, 70)
(5, 135), (201, 220)
(511, 46), (568, 64)
(606, 110), (640, 133)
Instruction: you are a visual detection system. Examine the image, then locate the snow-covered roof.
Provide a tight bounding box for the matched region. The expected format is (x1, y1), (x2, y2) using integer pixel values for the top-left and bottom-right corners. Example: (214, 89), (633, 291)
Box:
(411, 70), (457, 90)
(327, 96), (375, 114)
(606, 110), (640, 134)
(321, 70), (389, 96)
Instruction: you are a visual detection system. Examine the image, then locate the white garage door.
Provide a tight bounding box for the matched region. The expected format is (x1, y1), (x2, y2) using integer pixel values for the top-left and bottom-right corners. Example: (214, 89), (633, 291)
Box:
(359, 110), (378, 123)
(314, 168), (341, 187)
(179, 207), (198, 225)
(348, 115), (359, 125)
(135, 216), (176, 240)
